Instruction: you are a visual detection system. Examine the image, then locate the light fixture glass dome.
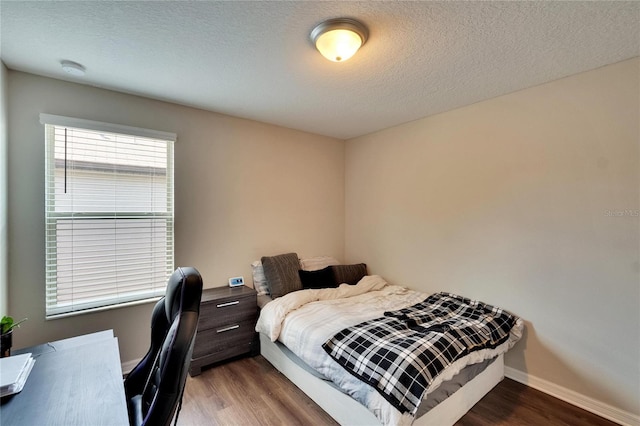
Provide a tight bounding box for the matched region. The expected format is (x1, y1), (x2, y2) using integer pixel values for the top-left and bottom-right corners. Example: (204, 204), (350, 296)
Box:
(315, 28), (363, 62)
(310, 18), (368, 63)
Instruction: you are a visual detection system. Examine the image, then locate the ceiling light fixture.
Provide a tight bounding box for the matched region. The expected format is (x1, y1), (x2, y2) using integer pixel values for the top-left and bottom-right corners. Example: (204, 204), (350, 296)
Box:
(310, 18), (368, 63)
(60, 60), (86, 76)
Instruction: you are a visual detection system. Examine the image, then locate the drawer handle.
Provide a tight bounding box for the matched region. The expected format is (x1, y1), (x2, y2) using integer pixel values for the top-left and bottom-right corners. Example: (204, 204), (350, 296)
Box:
(216, 301), (239, 308)
(217, 325), (239, 333)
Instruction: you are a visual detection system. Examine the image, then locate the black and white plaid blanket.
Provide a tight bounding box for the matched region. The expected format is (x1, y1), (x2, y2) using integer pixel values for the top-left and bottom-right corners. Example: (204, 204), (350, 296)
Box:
(322, 292), (518, 416)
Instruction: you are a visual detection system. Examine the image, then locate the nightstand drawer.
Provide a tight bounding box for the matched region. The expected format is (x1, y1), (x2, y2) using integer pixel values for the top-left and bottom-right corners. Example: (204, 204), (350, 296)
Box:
(198, 295), (257, 329)
(192, 319), (256, 358)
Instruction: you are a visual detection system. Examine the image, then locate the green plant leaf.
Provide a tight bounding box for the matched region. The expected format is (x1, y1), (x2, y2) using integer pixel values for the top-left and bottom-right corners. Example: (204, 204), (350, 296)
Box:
(1, 316), (14, 334)
(1, 316), (27, 334)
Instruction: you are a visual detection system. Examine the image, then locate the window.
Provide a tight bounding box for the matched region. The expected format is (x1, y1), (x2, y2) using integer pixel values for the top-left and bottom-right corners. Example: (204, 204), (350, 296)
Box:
(41, 114), (175, 318)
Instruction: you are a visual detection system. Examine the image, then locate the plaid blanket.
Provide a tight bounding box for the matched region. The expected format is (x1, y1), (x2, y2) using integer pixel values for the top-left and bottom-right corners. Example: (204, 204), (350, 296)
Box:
(322, 292), (518, 416)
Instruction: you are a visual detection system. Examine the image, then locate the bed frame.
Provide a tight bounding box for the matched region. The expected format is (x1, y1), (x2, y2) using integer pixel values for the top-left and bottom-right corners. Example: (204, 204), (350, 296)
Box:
(259, 332), (504, 425)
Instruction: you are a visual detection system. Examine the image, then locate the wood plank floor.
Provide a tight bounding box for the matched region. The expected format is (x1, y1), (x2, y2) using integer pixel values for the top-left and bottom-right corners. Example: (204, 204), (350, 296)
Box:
(178, 355), (617, 426)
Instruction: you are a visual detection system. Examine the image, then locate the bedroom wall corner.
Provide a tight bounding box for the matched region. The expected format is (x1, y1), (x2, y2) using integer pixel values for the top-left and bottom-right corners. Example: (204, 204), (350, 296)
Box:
(6, 71), (344, 364)
(344, 58), (640, 419)
(0, 61), (8, 317)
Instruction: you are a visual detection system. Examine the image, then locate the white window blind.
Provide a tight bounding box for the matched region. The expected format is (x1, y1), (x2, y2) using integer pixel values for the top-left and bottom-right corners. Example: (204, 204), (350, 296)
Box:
(41, 114), (176, 318)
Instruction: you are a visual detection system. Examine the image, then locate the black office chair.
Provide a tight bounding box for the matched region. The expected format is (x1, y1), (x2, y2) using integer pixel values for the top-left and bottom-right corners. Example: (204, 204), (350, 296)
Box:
(124, 267), (203, 426)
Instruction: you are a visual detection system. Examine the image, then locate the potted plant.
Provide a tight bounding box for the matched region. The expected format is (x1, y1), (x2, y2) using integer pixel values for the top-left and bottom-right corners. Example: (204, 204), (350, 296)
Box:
(1, 316), (27, 357)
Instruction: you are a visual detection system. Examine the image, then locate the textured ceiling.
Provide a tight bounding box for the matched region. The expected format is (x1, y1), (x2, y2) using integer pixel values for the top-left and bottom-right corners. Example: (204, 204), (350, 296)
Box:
(1, 1), (638, 139)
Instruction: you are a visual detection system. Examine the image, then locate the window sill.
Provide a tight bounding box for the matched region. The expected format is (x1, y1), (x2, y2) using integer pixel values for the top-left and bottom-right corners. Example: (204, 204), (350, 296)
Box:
(45, 296), (162, 320)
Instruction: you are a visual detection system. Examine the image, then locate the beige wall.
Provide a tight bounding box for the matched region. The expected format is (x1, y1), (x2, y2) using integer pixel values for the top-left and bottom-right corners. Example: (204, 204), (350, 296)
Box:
(0, 62), (7, 316)
(7, 71), (344, 363)
(345, 58), (639, 416)
(6, 58), (638, 418)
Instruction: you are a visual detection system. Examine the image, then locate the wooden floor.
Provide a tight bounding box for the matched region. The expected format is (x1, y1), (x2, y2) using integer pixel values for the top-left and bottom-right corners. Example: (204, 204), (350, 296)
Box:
(179, 355), (617, 426)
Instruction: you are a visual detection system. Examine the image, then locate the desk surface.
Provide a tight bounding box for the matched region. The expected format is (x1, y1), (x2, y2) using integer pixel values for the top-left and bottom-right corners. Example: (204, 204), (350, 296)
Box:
(0, 330), (129, 425)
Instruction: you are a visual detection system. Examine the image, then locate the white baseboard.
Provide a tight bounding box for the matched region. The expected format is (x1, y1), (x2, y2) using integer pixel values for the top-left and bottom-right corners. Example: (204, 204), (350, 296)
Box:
(121, 358), (142, 376)
(505, 367), (640, 426)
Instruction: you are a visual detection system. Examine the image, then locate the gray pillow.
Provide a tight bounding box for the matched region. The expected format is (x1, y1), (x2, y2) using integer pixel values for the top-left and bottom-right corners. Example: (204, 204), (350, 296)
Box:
(261, 253), (302, 298)
(332, 263), (368, 286)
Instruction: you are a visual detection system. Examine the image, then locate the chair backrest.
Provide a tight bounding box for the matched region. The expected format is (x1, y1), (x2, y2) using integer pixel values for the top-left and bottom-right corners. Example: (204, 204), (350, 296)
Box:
(124, 267), (203, 426)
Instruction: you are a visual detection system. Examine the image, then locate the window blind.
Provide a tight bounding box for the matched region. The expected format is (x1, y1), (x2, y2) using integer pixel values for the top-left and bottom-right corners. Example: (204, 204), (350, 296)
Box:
(41, 114), (176, 318)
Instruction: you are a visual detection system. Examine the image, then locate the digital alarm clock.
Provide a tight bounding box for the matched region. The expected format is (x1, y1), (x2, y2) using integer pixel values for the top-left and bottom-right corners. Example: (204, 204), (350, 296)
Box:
(228, 276), (244, 287)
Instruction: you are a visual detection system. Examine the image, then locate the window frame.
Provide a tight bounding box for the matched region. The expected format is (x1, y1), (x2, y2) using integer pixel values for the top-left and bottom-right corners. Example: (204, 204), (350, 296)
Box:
(40, 114), (176, 319)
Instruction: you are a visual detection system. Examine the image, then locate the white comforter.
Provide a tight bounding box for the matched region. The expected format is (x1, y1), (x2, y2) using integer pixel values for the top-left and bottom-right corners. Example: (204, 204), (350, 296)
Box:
(255, 275), (523, 426)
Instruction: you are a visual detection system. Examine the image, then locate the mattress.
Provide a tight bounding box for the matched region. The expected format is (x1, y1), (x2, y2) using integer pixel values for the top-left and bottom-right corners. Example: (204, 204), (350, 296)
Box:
(264, 335), (496, 418)
(256, 275), (523, 425)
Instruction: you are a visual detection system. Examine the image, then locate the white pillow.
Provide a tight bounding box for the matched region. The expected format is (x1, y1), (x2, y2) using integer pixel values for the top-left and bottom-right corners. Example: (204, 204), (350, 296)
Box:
(251, 260), (270, 296)
(299, 256), (340, 271)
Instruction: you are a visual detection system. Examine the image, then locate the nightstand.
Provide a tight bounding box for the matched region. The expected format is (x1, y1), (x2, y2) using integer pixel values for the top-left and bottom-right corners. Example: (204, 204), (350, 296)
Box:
(189, 285), (259, 376)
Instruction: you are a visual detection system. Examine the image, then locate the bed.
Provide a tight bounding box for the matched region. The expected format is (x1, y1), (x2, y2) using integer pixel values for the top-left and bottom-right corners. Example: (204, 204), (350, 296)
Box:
(253, 254), (523, 426)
